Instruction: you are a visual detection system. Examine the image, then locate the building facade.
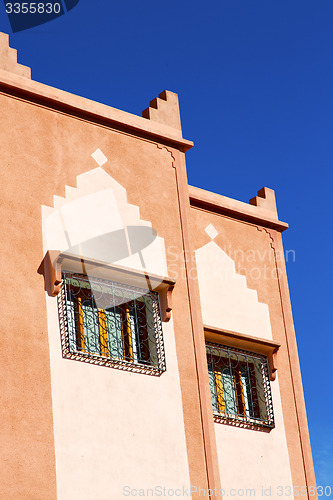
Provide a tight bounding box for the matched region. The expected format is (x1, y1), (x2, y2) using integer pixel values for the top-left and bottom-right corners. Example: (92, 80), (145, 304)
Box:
(0, 32), (316, 499)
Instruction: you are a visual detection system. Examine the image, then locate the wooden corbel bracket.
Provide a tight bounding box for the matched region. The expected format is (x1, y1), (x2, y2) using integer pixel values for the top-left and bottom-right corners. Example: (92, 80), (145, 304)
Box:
(155, 282), (174, 322)
(269, 349), (279, 381)
(38, 250), (63, 297)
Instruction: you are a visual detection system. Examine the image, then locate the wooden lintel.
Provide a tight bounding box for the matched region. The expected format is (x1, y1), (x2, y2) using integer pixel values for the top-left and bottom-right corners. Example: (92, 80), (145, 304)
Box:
(39, 250), (176, 322)
(204, 325), (280, 381)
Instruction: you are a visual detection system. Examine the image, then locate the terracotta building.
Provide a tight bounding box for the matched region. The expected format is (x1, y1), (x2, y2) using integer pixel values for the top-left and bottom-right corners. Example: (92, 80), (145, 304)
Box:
(0, 32), (317, 499)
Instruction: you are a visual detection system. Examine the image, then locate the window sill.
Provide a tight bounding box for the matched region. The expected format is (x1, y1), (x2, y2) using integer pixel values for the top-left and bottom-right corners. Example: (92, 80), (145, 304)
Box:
(213, 411), (275, 430)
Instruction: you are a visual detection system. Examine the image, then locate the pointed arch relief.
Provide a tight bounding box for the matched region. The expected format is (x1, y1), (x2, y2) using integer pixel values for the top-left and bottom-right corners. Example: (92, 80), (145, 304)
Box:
(195, 236), (273, 341)
(40, 166), (174, 321)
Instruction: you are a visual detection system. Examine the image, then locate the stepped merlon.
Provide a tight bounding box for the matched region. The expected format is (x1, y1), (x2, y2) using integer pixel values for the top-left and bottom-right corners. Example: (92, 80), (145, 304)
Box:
(0, 32), (31, 79)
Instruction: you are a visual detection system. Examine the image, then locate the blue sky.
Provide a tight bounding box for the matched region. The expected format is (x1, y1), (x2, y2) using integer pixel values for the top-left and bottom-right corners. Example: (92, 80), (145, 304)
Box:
(1, 0), (332, 486)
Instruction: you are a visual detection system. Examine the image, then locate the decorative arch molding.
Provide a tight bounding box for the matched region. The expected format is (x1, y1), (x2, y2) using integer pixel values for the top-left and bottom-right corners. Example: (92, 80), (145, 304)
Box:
(39, 166), (175, 322)
(195, 239), (274, 341)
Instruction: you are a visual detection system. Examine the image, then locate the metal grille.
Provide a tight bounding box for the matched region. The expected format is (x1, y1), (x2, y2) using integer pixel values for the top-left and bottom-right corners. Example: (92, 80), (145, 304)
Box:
(206, 342), (274, 428)
(58, 271), (166, 374)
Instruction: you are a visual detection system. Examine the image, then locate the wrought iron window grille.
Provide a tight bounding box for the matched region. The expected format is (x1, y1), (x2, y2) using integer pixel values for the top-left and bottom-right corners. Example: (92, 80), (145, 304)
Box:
(206, 342), (275, 429)
(58, 271), (166, 375)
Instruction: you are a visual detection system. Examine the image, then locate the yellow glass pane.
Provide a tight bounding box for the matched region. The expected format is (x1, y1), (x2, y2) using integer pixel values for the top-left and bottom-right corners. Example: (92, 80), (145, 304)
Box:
(98, 309), (109, 357)
(120, 308), (134, 362)
(215, 370), (225, 413)
(77, 297), (85, 352)
(126, 308), (133, 361)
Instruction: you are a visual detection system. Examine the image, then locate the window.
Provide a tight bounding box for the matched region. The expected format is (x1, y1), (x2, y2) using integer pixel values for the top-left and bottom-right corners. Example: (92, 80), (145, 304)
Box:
(206, 342), (274, 428)
(59, 271), (166, 373)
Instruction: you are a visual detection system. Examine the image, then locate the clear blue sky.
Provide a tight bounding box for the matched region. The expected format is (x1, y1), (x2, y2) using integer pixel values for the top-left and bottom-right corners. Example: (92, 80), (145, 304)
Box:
(1, 0), (332, 486)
